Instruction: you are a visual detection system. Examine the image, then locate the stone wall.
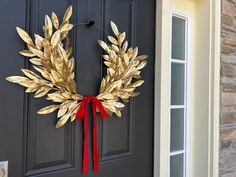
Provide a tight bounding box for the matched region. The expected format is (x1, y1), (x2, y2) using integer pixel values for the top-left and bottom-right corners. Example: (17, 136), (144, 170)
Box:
(220, 0), (236, 176)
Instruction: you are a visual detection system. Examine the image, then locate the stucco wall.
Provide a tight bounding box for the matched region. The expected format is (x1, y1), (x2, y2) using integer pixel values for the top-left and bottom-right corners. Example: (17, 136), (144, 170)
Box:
(220, 0), (236, 176)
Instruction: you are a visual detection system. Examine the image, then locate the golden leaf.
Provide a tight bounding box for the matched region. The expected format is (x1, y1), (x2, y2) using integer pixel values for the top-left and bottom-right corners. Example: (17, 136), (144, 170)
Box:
(126, 71), (141, 79)
(68, 58), (75, 72)
(66, 47), (72, 58)
(118, 32), (126, 44)
(130, 92), (140, 97)
(111, 45), (119, 52)
(108, 36), (119, 45)
(96, 93), (115, 100)
(99, 78), (106, 92)
(25, 87), (38, 93)
(16, 27), (34, 45)
(98, 40), (110, 53)
(103, 55), (109, 61)
(132, 47), (138, 60)
(45, 15), (53, 38)
(122, 41), (128, 52)
(6, 76), (30, 83)
(34, 34), (43, 49)
(68, 101), (79, 113)
(37, 105), (59, 114)
(21, 69), (41, 80)
(19, 50), (35, 57)
(61, 92), (72, 99)
(56, 113), (70, 128)
(33, 66), (50, 80)
(30, 58), (42, 65)
(136, 55), (148, 61)
(51, 12), (59, 29)
(58, 45), (68, 62)
(104, 61), (111, 67)
(136, 61), (147, 70)
(63, 5), (72, 22)
(113, 102), (125, 108)
(42, 39), (50, 49)
(123, 54), (129, 66)
(123, 87), (135, 92)
(110, 21), (119, 36)
(47, 92), (66, 102)
(102, 102), (115, 113)
(106, 80), (122, 92)
(47, 95), (65, 102)
(115, 110), (121, 117)
(108, 68), (115, 76)
(27, 84), (41, 92)
(34, 86), (51, 98)
(132, 80), (144, 88)
(30, 47), (46, 59)
(131, 60), (140, 67)
(60, 23), (73, 32)
(19, 81), (38, 88)
(57, 108), (68, 118)
(59, 100), (74, 109)
(50, 70), (60, 81)
(116, 91), (130, 99)
(50, 31), (61, 48)
(70, 114), (76, 122)
(54, 61), (64, 72)
(121, 98), (129, 103)
(68, 80), (77, 93)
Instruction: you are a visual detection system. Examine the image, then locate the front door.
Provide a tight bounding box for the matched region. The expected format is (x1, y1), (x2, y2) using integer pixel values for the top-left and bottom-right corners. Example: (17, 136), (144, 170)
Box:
(0, 0), (155, 177)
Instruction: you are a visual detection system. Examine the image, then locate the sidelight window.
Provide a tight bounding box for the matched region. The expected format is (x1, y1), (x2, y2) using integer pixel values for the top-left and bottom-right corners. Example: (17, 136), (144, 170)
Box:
(169, 14), (188, 177)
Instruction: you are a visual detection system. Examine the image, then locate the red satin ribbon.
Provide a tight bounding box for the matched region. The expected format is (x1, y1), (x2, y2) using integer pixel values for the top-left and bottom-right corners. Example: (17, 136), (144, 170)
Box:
(76, 96), (108, 174)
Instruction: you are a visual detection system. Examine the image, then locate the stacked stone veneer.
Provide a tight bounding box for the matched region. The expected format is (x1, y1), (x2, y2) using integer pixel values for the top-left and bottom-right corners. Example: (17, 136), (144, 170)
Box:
(220, 0), (236, 176)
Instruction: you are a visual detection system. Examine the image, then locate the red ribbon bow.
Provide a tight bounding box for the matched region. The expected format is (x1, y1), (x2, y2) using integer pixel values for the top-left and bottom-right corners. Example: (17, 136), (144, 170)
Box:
(76, 96), (108, 174)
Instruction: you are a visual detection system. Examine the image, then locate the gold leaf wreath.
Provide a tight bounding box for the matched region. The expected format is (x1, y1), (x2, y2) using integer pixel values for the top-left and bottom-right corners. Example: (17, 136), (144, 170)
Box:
(6, 6), (148, 128)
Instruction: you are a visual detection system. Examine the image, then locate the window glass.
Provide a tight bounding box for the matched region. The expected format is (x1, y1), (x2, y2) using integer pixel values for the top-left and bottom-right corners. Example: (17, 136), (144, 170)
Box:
(170, 154), (184, 177)
(171, 16), (186, 60)
(171, 63), (185, 105)
(170, 109), (184, 151)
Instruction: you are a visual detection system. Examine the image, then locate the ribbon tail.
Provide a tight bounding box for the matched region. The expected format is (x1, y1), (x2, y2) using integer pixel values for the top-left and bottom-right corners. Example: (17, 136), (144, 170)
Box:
(77, 97), (108, 174)
(92, 100), (99, 173)
(76, 100), (85, 119)
(82, 103), (89, 174)
(95, 99), (109, 118)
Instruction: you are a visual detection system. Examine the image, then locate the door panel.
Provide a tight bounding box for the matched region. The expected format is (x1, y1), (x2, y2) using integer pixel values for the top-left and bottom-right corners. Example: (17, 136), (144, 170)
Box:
(0, 1), (26, 177)
(0, 0), (155, 177)
(26, 1), (75, 176)
(101, 0), (135, 162)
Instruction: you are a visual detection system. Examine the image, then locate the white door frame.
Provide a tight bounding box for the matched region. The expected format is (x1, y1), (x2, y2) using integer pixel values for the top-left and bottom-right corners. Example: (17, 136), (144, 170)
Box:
(154, 0), (221, 176)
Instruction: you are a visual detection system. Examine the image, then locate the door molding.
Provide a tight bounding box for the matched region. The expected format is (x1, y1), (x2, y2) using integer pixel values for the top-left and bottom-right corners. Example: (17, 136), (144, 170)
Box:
(154, 0), (220, 176)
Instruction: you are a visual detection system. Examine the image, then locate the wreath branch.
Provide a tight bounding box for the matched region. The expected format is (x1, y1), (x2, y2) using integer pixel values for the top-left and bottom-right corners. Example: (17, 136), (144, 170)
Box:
(97, 21), (147, 117)
(6, 6), (81, 127)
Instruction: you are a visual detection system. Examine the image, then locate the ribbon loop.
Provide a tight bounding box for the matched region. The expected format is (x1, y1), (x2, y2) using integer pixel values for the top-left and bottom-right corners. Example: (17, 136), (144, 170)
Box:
(75, 98), (86, 119)
(76, 96), (108, 174)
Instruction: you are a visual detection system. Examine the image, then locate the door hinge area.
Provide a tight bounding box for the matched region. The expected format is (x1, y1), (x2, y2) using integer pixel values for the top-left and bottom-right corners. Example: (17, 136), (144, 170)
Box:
(0, 161), (8, 177)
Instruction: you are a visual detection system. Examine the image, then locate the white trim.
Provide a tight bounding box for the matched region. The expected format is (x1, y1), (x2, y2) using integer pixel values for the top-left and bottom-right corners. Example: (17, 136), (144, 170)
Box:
(154, 0), (220, 176)
(170, 105), (185, 109)
(171, 59), (186, 64)
(154, 0), (170, 176)
(209, 0), (220, 176)
(170, 150), (185, 156)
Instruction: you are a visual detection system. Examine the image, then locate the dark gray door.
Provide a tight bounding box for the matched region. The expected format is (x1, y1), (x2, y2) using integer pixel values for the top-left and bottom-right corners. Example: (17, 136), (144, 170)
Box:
(0, 0), (155, 177)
